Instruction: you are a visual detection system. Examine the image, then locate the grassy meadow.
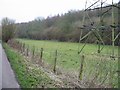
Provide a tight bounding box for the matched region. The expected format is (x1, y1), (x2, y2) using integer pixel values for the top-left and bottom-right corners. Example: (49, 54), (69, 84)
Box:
(17, 39), (118, 87)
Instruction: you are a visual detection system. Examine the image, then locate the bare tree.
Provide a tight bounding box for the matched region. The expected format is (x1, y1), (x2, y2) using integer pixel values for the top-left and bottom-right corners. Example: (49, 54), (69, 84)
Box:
(2, 17), (15, 42)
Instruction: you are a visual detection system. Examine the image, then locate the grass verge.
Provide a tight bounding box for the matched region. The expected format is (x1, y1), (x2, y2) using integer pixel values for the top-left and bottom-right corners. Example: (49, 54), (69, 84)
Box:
(3, 43), (56, 88)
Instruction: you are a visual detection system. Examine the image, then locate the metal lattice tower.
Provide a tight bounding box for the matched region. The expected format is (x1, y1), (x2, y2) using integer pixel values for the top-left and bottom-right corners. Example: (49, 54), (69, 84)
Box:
(78, 0), (120, 58)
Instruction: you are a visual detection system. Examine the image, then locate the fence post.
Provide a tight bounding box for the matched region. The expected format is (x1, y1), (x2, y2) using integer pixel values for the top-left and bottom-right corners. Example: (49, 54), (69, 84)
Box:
(97, 41), (100, 53)
(23, 43), (25, 53)
(20, 42), (22, 53)
(40, 48), (43, 62)
(32, 46), (35, 58)
(17, 41), (19, 50)
(53, 50), (57, 73)
(26, 44), (29, 56)
(79, 54), (85, 80)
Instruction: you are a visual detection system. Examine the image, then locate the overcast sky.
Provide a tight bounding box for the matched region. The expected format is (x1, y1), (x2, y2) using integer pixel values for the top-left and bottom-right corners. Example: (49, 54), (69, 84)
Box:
(0, 0), (119, 23)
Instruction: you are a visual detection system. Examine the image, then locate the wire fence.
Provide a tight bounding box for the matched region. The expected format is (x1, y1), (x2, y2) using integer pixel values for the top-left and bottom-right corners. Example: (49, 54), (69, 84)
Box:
(7, 39), (118, 88)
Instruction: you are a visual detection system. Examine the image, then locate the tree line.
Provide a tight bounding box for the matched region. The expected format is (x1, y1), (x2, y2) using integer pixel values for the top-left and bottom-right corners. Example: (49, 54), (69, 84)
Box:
(1, 3), (119, 45)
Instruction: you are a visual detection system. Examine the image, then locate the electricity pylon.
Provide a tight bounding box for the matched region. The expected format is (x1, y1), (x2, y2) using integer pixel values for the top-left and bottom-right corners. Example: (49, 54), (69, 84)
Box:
(78, 0), (120, 58)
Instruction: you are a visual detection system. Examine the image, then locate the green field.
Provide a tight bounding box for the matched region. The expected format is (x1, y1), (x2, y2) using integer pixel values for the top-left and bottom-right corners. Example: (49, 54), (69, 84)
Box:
(17, 39), (118, 87)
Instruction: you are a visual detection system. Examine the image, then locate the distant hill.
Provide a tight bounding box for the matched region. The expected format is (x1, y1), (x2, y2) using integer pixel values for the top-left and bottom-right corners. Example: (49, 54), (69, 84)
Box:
(16, 3), (119, 45)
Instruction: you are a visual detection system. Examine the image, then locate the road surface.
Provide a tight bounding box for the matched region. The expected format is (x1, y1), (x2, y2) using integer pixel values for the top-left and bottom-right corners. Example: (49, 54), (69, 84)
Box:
(0, 44), (2, 90)
(0, 44), (20, 89)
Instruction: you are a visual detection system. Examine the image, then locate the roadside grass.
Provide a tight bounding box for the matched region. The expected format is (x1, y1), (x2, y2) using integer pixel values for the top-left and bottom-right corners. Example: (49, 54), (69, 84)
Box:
(3, 43), (56, 88)
(17, 39), (118, 87)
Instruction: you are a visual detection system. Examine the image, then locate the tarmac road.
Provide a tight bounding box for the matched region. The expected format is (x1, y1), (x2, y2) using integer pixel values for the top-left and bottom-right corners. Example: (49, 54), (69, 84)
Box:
(0, 44), (2, 90)
(0, 44), (20, 89)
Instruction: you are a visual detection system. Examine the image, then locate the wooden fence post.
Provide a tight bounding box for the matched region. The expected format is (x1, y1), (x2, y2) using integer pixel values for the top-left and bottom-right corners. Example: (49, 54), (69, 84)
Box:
(32, 46), (35, 58)
(53, 50), (57, 73)
(23, 43), (25, 53)
(40, 48), (43, 62)
(97, 41), (100, 53)
(17, 41), (19, 50)
(26, 45), (29, 56)
(79, 54), (85, 80)
(20, 43), (22, 53)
